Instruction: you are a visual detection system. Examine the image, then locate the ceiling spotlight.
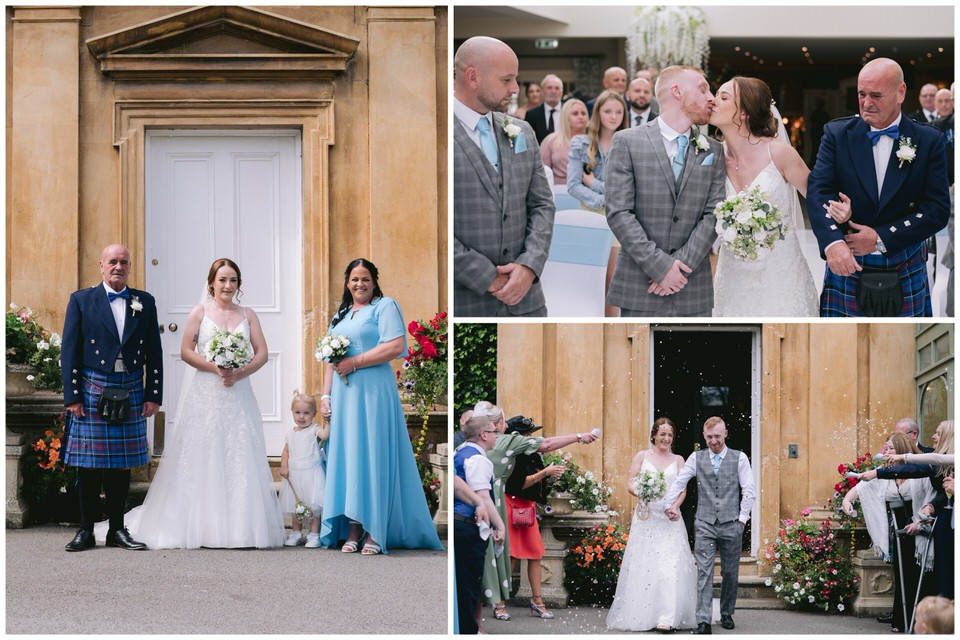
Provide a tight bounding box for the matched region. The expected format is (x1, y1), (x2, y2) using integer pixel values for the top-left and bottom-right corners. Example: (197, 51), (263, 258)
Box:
(927, 53), (933, 58)
(801, 46), (808, 52)
(869, 47), (875, 53)
(938, 47), (944, 53)
(777, 61), (783, 67)
(735, 46), (741, 52)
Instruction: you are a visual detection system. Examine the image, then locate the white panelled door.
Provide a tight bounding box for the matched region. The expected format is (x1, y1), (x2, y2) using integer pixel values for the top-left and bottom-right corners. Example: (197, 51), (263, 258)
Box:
(145, 130), (302, 456)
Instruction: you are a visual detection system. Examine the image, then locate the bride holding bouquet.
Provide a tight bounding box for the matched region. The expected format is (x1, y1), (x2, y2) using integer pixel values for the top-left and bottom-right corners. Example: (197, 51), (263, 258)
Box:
(710, 76), (818, 317)
(607, 417), (697, 632)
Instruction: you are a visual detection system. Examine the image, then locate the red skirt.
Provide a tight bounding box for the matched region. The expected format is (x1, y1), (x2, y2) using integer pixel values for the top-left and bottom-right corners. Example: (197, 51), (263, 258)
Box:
(506, 494), (545, 559)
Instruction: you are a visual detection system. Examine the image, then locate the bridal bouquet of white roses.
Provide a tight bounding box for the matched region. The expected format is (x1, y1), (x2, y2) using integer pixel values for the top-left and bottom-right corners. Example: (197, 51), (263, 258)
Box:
(632, 468), (667, 504)
(315, 333), (351, 383)
(632, 467), (667, 521)
(204, 326), (254, 368)
(714, 185), (785, 261)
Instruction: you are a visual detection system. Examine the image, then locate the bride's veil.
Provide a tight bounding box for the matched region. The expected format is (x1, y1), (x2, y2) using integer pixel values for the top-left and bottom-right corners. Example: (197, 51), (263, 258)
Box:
(771, 101), (805, 232)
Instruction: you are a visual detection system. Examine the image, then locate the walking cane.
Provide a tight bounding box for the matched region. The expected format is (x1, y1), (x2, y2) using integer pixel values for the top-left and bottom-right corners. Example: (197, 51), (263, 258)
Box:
(890, 507), (910, 631)
(906, 515), (938, 635)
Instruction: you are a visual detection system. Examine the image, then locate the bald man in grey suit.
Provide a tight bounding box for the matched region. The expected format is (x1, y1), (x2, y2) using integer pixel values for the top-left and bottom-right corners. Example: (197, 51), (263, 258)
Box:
(605, 65), (725, 316)
(453, 36), (555, 317)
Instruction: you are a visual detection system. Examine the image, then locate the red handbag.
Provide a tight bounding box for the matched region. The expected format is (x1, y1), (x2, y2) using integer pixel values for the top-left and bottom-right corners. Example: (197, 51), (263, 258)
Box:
(510, 504), (535, 528)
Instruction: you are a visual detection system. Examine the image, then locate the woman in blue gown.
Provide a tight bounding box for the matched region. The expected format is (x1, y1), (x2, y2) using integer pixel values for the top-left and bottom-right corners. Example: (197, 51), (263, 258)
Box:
(318, 259), (443, 554)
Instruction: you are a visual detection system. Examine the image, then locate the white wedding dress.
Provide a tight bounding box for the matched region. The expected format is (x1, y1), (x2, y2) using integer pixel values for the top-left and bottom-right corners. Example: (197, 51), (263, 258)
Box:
(97, 314), (285, 548)
(606, 459), (698, 631)
(713, 154), (819, 317)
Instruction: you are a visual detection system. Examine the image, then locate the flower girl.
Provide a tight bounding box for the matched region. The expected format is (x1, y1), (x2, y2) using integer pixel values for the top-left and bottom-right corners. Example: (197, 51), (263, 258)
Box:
(279, 391), (329, 547)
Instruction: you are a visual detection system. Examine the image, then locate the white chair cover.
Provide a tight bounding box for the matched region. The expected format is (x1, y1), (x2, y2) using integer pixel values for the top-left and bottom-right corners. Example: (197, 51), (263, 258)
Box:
(540, 209), (614, 317)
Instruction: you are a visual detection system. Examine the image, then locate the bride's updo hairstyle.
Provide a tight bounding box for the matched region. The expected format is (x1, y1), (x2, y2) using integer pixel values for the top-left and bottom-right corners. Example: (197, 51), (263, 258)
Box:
(207, 258), (243, 300)
(650, 416), (677, 447)
(330, 258), (384, 329)
(732, 76), (778, 139)
(291, 389), (317, 412)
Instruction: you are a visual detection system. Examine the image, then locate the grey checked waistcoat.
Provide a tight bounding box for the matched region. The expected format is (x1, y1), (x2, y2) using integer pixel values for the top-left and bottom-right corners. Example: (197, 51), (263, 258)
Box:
(695, 448), (742, 524)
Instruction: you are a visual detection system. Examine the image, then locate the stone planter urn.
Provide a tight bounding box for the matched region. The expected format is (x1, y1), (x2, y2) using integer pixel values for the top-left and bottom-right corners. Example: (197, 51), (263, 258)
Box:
(545, 490), (575, 516)
(515, 503), (609, 608)
(6, 363), (37, 398)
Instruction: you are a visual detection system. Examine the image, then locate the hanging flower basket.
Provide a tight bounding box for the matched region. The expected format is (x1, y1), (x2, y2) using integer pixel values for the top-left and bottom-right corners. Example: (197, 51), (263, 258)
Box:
(626, 6), (710, 77)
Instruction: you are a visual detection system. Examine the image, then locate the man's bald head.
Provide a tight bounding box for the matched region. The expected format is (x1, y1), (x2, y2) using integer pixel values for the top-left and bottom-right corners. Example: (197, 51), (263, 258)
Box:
(454, 36), (520, 114)
(858, 57), (905, 128)
(603, 66), (628, 93)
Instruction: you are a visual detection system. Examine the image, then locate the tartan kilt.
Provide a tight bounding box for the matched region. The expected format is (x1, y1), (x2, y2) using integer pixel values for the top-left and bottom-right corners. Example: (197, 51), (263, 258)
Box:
(63, 368), (148, 468)
(820, 243), (931, 317)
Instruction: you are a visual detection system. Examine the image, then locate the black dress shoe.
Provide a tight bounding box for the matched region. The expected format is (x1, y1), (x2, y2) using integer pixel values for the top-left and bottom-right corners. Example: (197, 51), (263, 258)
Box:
(65, 529), (95, 552)
(694, 622), (712, 634)
(105, 528), (146, 550)
(720, 615), (735, 630)
(876, 613), (894, 624)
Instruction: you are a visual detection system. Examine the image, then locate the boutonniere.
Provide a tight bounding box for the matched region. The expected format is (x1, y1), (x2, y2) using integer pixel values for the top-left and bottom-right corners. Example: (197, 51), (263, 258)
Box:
(895, 136), (917, 168)
(501, 117), (527, 153)
(130, 295), (143, 316)
(692, 126), (709, 155)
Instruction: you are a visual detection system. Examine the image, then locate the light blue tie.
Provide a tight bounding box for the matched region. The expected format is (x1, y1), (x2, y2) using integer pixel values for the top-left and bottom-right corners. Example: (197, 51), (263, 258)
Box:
(476, 116), (499, 173)
(712, 452), (722, 476)
(673, 134), (688, 181)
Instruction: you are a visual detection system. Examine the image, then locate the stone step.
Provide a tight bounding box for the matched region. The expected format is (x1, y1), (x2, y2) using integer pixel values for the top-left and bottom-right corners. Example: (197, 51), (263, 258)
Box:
(713, 574), (786, 606)
(715, 555), (760, 576)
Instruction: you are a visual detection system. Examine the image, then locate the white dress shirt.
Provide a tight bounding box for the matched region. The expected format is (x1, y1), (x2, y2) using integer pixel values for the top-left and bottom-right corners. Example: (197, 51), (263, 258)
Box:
(631, 107), (652, 127)
(461, 442), (495, 492)
(657, 117), (691, 164)
(544, 101), (561, 133)
(663, 446), (757, 525)
(102, 281), (126, 340)
(454, 96), (494, 152)
(872, 113), (902, 197)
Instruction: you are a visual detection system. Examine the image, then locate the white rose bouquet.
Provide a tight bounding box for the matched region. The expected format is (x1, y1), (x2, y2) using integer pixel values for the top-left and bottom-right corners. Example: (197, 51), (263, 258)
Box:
(714, 185), (785, 261)
(631, 467), (667, 521)
(315, 333), (351, 384)
(632, 468), (667, 504)
(204, 326), (253, 369)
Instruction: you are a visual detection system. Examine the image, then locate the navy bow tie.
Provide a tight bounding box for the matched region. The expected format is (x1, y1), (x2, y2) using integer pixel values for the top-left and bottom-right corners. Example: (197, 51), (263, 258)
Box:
(107, 289), (130, 302)
(867, 125), (899, 145)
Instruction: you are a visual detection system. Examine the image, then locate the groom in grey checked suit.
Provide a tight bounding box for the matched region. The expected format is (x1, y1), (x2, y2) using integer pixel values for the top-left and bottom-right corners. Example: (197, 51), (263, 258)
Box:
(605, 65), (725, 316)
(664, 417), (756, 634)
(453, 36), (555, 317)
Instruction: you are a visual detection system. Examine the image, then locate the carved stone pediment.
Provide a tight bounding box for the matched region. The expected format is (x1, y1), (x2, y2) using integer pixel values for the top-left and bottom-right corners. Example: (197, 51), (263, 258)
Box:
(86, 5), (360, 80)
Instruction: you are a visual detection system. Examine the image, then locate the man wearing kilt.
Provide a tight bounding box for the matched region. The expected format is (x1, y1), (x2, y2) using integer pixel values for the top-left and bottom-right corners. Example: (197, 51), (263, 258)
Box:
(807, 57), (950, 317)
(61, 244), (163, 551)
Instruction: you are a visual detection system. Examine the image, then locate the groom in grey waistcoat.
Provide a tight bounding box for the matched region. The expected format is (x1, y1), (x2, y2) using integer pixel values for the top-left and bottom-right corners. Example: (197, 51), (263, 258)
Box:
(664, 417), (756, 634)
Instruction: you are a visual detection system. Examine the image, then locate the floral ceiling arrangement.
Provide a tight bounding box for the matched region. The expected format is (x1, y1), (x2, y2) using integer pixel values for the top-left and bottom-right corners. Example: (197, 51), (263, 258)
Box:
(626, 6), (710, 77)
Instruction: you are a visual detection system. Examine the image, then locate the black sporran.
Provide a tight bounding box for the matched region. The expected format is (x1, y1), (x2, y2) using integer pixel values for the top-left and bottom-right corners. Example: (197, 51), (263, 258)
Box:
(856, 270), (903, 317)
(97, 387), (131, 424)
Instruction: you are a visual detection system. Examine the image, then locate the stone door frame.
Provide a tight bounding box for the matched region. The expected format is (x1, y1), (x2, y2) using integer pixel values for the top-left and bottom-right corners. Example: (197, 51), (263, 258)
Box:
(113, 99), (334, 389)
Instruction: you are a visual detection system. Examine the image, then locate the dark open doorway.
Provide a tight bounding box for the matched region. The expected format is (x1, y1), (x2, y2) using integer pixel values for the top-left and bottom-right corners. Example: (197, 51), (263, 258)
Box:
(652, 327), (757, 553)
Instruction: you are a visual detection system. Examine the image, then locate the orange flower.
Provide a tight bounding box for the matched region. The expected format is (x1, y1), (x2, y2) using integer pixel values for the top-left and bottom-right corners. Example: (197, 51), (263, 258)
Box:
(48, 449), (59, 464)
(606, 525), (615, 534)
(33, 440), (47, 452)
(44, 429), (53, 437)
(50, 438), (61, 449)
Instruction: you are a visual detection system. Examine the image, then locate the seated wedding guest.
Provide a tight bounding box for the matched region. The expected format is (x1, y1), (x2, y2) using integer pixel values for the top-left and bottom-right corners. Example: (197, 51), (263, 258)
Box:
(567, 89), (627, 317)
(914, 595), (954, 634)
(514, 81), (542, 120)
(540, 98), (588, 186)
(906, 83), (940, 124)
(504, 415), (566, 619)
(454, 416), (505, 635)
(863, 421), (954, 599)
(473, 401), (598, 625)
(844, 433), (932, 632)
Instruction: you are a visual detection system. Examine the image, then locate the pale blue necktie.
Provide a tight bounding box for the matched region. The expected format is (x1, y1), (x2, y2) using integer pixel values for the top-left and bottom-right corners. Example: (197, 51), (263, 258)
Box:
(673, 134), (688, 181)
(476, 116), (499, 173)
(712, 452), (722, 476)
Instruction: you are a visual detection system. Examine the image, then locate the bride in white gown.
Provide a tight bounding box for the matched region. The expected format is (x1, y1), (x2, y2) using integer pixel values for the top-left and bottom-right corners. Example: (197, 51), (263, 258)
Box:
(99, 259), (285, 548)
(607, 418), (697, 632)
(711, 76), (819, 317)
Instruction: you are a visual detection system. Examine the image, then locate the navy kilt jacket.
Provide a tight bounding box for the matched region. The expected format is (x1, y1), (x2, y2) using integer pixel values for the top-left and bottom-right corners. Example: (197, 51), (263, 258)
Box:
(806, 115), (950, 258)
(61, 285), (163, 468)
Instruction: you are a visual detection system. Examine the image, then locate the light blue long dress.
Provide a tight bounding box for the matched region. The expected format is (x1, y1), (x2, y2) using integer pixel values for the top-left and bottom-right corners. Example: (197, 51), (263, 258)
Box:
(319, 296), (443, 553)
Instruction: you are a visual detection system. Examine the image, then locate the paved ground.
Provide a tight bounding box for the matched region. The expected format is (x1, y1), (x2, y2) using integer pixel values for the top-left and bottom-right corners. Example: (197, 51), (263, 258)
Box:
(6, 525), (447, 634)
(480, 600), (886, 635)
